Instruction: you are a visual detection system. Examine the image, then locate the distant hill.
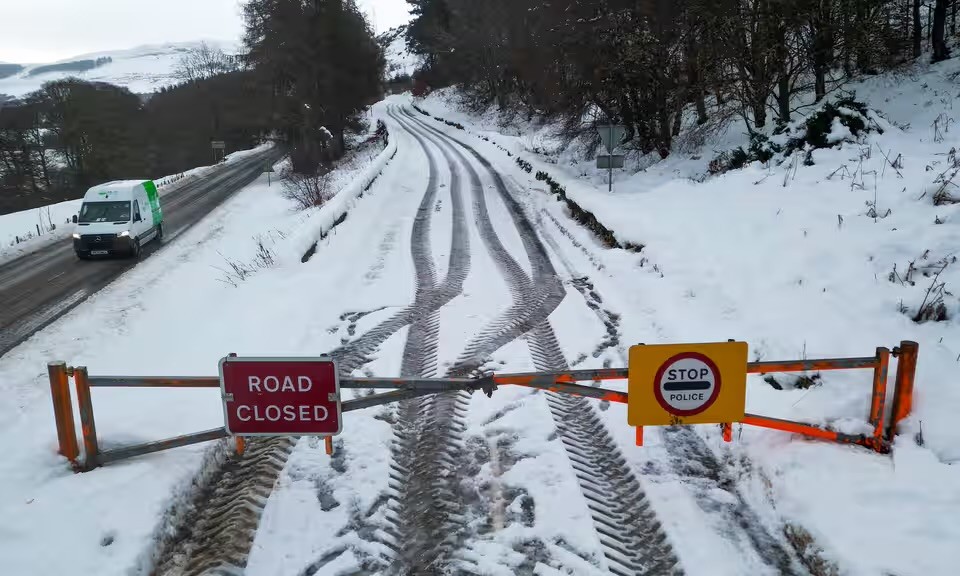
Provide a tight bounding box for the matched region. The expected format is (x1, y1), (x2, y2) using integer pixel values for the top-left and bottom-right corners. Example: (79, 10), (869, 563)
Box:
(377, 25), (420, 79)
(26, 57), (113, 77)
(0, 41), (237, 97)
(0, 64), (24, 80)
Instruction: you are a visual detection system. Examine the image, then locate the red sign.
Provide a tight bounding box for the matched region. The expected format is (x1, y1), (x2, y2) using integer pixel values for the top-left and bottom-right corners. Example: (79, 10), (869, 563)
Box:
(219, 357), (342, 436)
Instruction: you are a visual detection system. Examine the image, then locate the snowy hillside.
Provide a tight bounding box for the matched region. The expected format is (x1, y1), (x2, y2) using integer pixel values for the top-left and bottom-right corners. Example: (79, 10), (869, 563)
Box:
(377, 25), (420, 79)
(0, 41), (237, 98)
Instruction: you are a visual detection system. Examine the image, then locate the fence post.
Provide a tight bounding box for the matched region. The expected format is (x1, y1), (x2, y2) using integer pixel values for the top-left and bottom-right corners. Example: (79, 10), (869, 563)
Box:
(74, 367), (101, 471)
(868, 347), (890, 451)
(888, 341), (919, 442)
(48, 361), (79, 463)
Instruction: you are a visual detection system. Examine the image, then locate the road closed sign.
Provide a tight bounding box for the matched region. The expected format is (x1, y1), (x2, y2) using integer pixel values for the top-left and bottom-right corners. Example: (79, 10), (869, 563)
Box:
(628, 342), (748, 426)
(219, 356), (342, 436)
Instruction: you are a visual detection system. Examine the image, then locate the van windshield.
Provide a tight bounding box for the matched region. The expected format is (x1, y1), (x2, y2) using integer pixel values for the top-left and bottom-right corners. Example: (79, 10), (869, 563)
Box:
(79, 201), (130, 223)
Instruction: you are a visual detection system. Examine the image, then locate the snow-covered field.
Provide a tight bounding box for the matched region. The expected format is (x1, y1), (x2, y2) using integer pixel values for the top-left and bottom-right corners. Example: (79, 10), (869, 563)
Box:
(0, 41), (236, 98)
(414, 57), (960, 574)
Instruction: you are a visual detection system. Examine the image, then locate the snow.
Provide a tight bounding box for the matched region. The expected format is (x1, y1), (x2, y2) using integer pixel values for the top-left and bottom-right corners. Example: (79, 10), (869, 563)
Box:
(378, 25), (420, 79)
(0, 199), (82, 262)
(0, 41), (237, 98)
(412, 53), (960, 575)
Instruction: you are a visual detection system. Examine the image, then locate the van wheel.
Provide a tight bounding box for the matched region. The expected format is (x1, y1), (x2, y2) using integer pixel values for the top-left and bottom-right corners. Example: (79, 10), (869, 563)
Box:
(131, 239), (141, 259)
(156, 223), (163, 241)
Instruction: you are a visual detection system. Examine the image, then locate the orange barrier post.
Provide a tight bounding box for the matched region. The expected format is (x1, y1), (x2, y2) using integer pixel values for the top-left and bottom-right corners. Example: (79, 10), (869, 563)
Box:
(325, 436), (334, 455)
(235, 436), (246, 456)
(868, 347), (890, 450)
(74, 367), (100, 471)
(722, 423), (733, 443)
(888, 340), (919, 441)
(48, 361), (78, 463)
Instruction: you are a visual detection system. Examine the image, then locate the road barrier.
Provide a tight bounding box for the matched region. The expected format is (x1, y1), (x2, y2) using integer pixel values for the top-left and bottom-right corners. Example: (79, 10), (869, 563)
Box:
(48, 340), (918, 471)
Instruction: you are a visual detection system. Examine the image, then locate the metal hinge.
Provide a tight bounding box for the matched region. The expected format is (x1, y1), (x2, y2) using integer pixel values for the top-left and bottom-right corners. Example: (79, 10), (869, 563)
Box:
(223, 393), (235, 402)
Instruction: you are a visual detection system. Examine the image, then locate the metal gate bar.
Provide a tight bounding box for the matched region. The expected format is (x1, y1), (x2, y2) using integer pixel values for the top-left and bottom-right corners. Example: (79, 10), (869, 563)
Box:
(47, 341), (919, 471)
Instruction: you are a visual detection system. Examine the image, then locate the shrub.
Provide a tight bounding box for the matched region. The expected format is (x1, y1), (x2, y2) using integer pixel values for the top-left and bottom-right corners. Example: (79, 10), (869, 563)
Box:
(708, 134), (780, 175)
(783, 96), (878, 157)
(710, 97), (878, 175)
(282, 169), (332, 210)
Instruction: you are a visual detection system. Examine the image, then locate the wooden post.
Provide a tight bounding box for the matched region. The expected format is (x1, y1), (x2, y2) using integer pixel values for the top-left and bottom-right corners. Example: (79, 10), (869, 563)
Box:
(74, 367), (100, 470)
(48, 362), (79, 463)
(868, 347), (890, 450)
(888, 341), (919, 441)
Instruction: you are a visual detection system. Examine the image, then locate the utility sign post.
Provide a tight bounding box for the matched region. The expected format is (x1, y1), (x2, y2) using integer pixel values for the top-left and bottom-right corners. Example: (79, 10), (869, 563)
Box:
(597, 123), (626, 192)
(219, 357), (342, 436)
(211, 140), (226, 164)
(264, 163), (275, 186)
(628, 342), (748, 428)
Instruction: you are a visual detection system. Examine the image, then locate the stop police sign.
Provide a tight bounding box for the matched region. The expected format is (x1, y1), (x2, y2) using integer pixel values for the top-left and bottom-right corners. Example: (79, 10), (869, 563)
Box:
(628, 341), (748, 426)
(220, 356), (342, 436)
(654, 353), (721, 416)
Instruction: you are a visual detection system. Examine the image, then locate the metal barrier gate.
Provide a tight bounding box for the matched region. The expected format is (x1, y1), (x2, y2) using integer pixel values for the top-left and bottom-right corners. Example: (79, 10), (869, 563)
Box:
(49, 341), (918, 472)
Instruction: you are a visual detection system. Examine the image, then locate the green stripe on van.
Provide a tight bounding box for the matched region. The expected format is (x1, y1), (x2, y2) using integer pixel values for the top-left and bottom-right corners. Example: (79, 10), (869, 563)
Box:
(144, 180), (162, 226)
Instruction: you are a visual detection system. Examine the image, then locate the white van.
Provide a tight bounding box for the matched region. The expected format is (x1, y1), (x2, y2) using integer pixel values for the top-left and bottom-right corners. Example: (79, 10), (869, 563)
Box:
(72, 180), (164, 259)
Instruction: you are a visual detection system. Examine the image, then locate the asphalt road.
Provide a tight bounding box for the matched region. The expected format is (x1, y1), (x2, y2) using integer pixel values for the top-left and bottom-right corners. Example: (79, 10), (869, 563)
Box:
(0, 149), (284, 358)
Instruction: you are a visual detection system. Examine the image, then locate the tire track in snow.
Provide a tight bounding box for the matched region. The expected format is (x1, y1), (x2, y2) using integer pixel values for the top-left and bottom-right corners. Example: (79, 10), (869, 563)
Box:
(150, 110), (465, 576)
(400, 109), (683, 575)
(512, 131), (808, 575)
(379, 109), (475, 575)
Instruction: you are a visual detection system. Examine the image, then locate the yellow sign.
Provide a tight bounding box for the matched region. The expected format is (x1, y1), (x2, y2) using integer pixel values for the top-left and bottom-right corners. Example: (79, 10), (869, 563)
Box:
(628, 342), (748, 426)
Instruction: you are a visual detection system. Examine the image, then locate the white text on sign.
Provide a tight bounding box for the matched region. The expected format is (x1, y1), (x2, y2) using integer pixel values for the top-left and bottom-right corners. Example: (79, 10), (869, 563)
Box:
(234, 374), (329, 422)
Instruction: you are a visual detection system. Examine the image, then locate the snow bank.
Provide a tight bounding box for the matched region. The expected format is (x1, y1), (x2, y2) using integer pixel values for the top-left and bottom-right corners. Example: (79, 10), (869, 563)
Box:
(0, 199), (82, 263)
(284, 121), (399, 262)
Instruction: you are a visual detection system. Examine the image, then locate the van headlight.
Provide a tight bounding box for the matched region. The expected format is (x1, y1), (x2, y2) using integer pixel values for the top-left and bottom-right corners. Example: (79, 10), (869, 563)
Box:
(118, 231), (130, 237)
(72, 233), (80, 239)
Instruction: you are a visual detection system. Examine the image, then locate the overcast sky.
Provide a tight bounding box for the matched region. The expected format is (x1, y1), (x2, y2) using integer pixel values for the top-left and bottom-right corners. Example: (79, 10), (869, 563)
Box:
(0, 0), (411, 63)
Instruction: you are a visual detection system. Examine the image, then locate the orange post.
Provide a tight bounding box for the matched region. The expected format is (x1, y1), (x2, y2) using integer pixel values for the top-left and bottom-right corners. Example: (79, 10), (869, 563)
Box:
(74, 367), (100, 470)
(888, 340), (919, 441)
(722, 423), (733, 443)
(868, 347), (890, 450)
(48, 361), (79, 463)
(635, 426), (643, 446)
(324, 436), (334, 455)
(235, 436), (246, 456)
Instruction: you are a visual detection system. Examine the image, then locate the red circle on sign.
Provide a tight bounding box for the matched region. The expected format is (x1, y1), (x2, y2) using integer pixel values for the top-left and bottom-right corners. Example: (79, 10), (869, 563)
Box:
(653, 352), (722, 416)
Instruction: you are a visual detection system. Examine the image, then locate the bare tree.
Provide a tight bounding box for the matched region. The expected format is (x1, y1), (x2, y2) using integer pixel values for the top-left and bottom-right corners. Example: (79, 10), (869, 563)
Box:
(174, 42), (239, 82)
